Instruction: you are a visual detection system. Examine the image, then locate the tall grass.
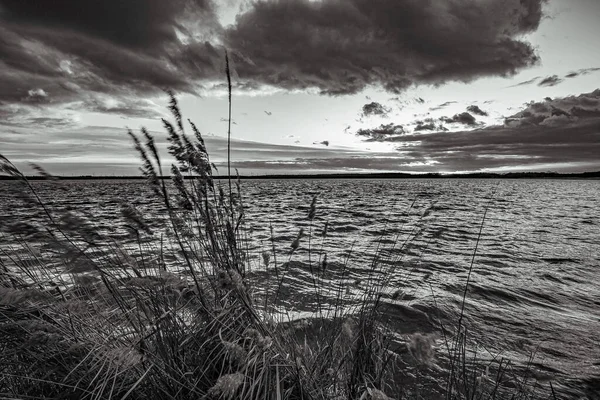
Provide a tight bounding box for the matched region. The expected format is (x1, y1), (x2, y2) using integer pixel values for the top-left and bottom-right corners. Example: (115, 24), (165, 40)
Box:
(0, 68), (555, 399)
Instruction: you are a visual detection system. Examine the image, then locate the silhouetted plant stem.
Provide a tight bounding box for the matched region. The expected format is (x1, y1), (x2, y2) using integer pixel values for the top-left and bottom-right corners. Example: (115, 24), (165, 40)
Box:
(225, 51), (234, 229)
(457, 183), (499, 330)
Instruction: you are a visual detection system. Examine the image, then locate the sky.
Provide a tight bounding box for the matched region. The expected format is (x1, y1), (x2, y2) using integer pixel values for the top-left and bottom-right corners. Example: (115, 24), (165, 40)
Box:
(1, 0), (599, 175)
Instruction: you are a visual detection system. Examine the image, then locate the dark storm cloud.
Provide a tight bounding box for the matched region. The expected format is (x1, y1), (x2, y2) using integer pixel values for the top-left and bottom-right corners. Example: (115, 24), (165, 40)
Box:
(360, 89), (600, 171)
(467, 105), (488, 116)
(0, 0), (547, 120)
(0, 0), (222, 113)
(0, 0), (216, 50)
(361, 102), (390, 118)
(538, 75), (563, 87)
(225, 0), (546, 94)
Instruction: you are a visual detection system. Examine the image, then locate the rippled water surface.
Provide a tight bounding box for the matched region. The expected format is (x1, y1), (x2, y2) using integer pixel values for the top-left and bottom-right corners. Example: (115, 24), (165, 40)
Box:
(1, 178), (599, 396)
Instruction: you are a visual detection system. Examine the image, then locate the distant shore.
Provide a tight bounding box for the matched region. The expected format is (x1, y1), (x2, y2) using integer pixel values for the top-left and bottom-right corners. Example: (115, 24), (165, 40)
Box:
(1, 171), (599, 180)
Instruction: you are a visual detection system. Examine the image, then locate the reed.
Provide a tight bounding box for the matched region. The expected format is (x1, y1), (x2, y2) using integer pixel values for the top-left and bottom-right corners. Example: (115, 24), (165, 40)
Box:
(0, 67), (555, 400)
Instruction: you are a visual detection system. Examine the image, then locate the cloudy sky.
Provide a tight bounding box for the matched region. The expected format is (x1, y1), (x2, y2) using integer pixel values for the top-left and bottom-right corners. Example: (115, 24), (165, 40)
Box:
(1, 0), (599, 175)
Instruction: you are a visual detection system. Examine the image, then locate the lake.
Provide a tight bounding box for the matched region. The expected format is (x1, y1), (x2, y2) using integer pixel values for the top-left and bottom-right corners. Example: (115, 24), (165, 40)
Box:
(1, 178), (598, 397)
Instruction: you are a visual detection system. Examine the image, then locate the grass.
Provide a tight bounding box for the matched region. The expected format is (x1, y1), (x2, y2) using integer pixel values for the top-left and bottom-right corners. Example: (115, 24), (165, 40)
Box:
(0, 70), (558, 399)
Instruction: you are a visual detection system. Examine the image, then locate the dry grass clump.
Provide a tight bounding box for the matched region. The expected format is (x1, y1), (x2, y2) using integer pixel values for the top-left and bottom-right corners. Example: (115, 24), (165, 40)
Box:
(0, 73), (556, 399)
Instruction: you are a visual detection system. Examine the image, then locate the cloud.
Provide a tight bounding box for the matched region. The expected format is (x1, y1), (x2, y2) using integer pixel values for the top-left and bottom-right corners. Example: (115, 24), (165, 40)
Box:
(0, 0), (547, 127)
(27, 88), (48, 99)
(356, 123), (405, 141)
(0, 0), (223, 115)
(565, 67), (600, 79)
(466, 105), (488, 116)
(225, 0), (545, 95)
(414, 122), (437, 132)
(361, 102), (390, 118)
(4, 91), (598, 175)
(414, 119), (448, 132)
(0, 0), (217, 50)
(510, 76), (539, 87)
(538, 75), (563, 87)
(429, 101), (457, 111)
(1, 124), (372, 174)
(228, 155), (415, 173)
(219, 117), (238, 125)
(441, 112), (478, 126)
(1, 114), (78, 130)
(75, 96), (165, 118)
(364, 89), (600, 172)
(570, 106), (600, 118)
(505, 89), (600, 127)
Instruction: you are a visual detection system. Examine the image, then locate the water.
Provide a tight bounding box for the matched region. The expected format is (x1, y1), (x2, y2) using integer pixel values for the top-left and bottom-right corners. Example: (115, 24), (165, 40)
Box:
(1, 178), (599, 396)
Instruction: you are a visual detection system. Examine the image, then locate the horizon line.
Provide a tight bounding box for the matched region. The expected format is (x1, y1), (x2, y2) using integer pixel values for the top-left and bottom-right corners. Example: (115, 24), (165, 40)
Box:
(2, 171), (599, 180)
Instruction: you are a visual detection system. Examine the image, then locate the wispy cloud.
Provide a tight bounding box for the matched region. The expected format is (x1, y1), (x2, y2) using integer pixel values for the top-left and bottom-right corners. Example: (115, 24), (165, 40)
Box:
(1, 125), (376, 175)
(509, 76), (540, 87)
(564, 67), (600, 79)
(538, 75), (563, 87)
(429, 101), (457, 111)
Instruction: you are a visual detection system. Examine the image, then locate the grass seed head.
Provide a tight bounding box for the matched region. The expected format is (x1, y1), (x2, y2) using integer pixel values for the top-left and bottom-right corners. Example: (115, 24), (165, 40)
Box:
(367, 388), (390, 400)
(222, 340), (247, 366)
(207, 372), (245, 399)
(261, 251), (270, 267)
(342, 318), (354, 340)
(217, 270), (244, 291)
(290, 228), (304, 252)
(308, 195), (317, 220)
(408, 333), (436, 365)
